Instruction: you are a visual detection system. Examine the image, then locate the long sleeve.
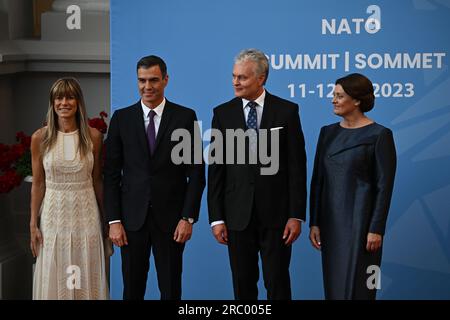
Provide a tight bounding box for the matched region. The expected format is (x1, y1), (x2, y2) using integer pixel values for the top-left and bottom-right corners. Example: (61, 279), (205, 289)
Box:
(180, 110), (206, 222)
(286, 104), (307, 220)
(207, 110), (226, 223)
(103, 111), (123, 223)
(369, 128), (397, 235)
(309, 127), (325, 227)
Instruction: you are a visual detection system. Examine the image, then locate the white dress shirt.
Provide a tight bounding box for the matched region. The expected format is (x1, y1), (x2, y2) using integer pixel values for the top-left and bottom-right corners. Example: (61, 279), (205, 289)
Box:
(242, 90), (265, 129)
(141, 98), (165, 136)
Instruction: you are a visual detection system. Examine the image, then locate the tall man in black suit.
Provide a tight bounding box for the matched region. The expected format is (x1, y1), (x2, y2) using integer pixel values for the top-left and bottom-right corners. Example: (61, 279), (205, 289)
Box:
(208, 49), (307, 300)
(104, 55), (205, 300)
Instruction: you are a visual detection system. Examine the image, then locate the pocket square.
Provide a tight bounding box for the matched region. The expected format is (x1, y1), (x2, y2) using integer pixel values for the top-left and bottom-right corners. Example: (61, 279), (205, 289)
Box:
(270, 127), (284, 131)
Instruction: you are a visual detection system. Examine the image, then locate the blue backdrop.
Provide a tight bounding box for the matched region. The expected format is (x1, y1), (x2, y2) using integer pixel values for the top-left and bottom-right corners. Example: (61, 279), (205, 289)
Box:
(110, 0), (450, 299)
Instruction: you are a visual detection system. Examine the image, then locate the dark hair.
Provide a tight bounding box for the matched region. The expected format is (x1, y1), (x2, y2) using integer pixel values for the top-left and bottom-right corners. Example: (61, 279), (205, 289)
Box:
(335, 73), (375, 112)
(136, 55), (167, 78)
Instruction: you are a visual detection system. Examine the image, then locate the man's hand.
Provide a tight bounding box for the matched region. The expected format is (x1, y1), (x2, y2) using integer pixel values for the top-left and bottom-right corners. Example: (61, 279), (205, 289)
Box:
(212, 223), (228, 245)
(309, 226), (321, 250)
(173, 219), (193, 243)
(109, 222), (128, 247)
(282, 218), (301, 246)
(366, 232), (382, 252)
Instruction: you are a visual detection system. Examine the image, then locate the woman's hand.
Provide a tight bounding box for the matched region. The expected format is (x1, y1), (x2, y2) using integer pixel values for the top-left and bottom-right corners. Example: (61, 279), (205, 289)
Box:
(30, 225), (43, 258)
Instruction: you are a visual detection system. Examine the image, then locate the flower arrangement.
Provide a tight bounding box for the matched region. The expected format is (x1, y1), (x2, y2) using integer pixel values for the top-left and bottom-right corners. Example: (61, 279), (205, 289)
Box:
(88, 111), (108, 134)
(89, 111), (109, 166)
(0, 132), (31, 193)
(0, 111), (108, 194)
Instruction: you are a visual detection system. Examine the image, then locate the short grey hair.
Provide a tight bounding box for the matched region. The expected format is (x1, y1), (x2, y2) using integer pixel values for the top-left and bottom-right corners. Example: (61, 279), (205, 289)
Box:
(235, 48), (269, 85)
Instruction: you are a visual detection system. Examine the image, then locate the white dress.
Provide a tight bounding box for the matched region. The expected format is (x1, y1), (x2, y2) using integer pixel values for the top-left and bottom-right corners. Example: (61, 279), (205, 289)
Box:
(33, 130), (109, 299)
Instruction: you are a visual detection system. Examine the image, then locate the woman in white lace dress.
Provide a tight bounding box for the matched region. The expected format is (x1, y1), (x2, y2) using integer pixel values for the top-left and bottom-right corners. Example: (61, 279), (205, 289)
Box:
(30, 78), (110, 299)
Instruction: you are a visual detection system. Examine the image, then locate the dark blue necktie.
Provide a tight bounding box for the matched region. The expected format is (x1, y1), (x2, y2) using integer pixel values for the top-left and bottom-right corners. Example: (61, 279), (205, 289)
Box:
(246, 101), (258, 131)
(246, 101), (258, 155)
(147, 110), (156, 155)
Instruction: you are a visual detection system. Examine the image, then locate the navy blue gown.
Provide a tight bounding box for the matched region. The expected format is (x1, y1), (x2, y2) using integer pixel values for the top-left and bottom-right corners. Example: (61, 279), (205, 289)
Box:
(310, 122), (396, 300)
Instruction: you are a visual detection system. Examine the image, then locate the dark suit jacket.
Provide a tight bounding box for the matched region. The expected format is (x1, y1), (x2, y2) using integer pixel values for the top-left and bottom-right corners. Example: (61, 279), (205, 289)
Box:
(207, 92), (307, 231)
(104, 100), (205, 232)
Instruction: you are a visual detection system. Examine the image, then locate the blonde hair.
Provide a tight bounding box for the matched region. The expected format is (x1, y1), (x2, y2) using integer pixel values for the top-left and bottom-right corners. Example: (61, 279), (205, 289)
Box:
(41, 78), (92, 157)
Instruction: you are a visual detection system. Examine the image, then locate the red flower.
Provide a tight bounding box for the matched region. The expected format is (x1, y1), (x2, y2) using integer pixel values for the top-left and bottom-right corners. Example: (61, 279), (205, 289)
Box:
(16, 131), (31, 148)
(0, 169), (22, 193)
(0, 144), (24, 171)
(11, 143), (26, 158)
(0, 144), (12, 170)
(87, 112), (108, 167)
(0, 131), (32, 193)
(88, 111), (108, 134)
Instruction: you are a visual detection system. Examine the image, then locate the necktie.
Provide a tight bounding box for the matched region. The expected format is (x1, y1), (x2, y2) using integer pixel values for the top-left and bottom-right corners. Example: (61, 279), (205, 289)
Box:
(246, 101), (258, 155)
(147, 110), (156, 155)
(246, 101), (258, 131)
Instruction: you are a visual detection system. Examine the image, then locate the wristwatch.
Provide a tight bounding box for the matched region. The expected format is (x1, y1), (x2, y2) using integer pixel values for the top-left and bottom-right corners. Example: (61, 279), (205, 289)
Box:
(182, 217), (194, 224)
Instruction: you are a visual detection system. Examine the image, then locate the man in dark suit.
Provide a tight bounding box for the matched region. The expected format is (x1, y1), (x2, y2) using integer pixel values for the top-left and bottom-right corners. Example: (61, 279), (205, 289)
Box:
(208, 49), (307, 300)
(104, 55), (205, 300)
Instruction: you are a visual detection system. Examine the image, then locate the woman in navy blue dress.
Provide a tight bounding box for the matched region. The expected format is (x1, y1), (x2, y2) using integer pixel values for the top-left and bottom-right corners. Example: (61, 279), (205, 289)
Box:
(309, 73), (397, 300)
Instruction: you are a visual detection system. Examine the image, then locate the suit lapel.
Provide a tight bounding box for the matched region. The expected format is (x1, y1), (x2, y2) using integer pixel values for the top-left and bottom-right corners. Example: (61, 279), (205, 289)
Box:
(154, 99), (174, 153)
(259, 92), (275, 130)
(130, 103), (151, 161)
(228, 94), (277, 131)
(228, 98), (247, 130)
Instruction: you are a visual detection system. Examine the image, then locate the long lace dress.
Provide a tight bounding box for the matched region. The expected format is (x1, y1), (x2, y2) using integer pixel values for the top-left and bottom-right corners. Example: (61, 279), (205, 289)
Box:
(33, 130), (109, 299)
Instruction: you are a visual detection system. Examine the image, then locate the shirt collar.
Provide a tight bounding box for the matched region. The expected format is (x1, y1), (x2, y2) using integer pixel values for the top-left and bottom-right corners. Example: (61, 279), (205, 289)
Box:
(242, 89), (266, 109)
(141, 98), (166, 118)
